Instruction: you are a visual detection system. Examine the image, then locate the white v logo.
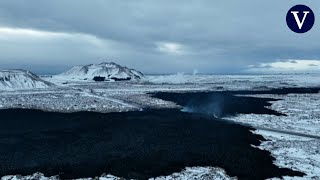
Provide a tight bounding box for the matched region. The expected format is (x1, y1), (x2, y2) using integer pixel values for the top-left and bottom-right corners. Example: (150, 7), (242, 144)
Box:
(290, 11), (310, 29)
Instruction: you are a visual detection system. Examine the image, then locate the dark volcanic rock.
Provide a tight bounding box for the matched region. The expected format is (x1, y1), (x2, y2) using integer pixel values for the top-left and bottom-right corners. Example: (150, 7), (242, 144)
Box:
(151, 92), (285, 117)
(0, 108), (304, 179)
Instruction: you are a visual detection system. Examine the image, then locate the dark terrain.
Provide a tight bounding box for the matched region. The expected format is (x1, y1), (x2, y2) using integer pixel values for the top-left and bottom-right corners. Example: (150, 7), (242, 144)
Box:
(151, 87), (320, 117)
(2, 88), (319, 179)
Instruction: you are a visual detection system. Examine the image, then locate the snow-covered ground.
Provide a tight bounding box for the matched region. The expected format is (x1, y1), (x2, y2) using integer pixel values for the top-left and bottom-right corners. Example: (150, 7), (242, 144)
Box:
(226, 92), (320, 179)
(1, 167), (235, 180)
(229, 93), (320, 136)
(1, 74), (320, 179)
(1, 73), (320, 112)
(146, 73), (320, 90)
(255, 130), (320, 180)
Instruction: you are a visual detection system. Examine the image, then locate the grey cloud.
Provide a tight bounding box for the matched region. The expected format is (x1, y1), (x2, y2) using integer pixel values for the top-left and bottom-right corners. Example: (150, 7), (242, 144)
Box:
(0, 0), (320, 74)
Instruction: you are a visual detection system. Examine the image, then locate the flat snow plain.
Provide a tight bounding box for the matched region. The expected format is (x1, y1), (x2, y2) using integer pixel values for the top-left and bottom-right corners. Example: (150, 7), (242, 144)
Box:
(1, 74), (320, 180)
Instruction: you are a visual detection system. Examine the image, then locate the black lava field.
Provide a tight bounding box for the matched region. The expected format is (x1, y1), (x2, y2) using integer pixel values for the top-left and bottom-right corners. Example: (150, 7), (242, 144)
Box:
(2, 88), (319, 179)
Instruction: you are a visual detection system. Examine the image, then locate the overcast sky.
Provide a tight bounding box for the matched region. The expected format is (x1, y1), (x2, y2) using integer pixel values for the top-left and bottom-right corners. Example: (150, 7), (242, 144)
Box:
(0, 0), (320, 74)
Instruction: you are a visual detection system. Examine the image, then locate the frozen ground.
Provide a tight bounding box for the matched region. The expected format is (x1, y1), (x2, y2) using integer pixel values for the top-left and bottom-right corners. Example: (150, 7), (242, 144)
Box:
(228, 93), (320, 136)
(226, 93), (320, 179)
(0, 74), (320, 179)
(1, 167), (235, 180)
(1, 73), (320, 112)
(254, 130), (320, 180)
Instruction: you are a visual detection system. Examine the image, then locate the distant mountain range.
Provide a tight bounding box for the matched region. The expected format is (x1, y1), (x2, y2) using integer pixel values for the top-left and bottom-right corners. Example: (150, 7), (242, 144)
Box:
(0, 62), (144, 90)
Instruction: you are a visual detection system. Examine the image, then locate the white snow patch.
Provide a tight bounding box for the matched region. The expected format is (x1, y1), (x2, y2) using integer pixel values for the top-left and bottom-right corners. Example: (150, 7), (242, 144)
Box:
(152, 167), (236, 180)
(1, 167), (236, 180)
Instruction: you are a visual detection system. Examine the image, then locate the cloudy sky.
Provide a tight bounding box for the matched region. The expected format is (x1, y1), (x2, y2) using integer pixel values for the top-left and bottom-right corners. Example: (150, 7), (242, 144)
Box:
(0, 0), (320, 74)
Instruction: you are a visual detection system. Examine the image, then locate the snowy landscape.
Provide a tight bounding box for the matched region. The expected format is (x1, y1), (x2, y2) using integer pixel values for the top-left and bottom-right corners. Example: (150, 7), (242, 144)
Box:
(0, 62), (320, 180)
(2, 0), (320, 179)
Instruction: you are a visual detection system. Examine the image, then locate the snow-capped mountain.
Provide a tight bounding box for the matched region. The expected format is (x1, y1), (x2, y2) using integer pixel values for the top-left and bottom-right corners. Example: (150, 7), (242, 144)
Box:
(0, 70), (54, 91)
(57, 62), (144, 81)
